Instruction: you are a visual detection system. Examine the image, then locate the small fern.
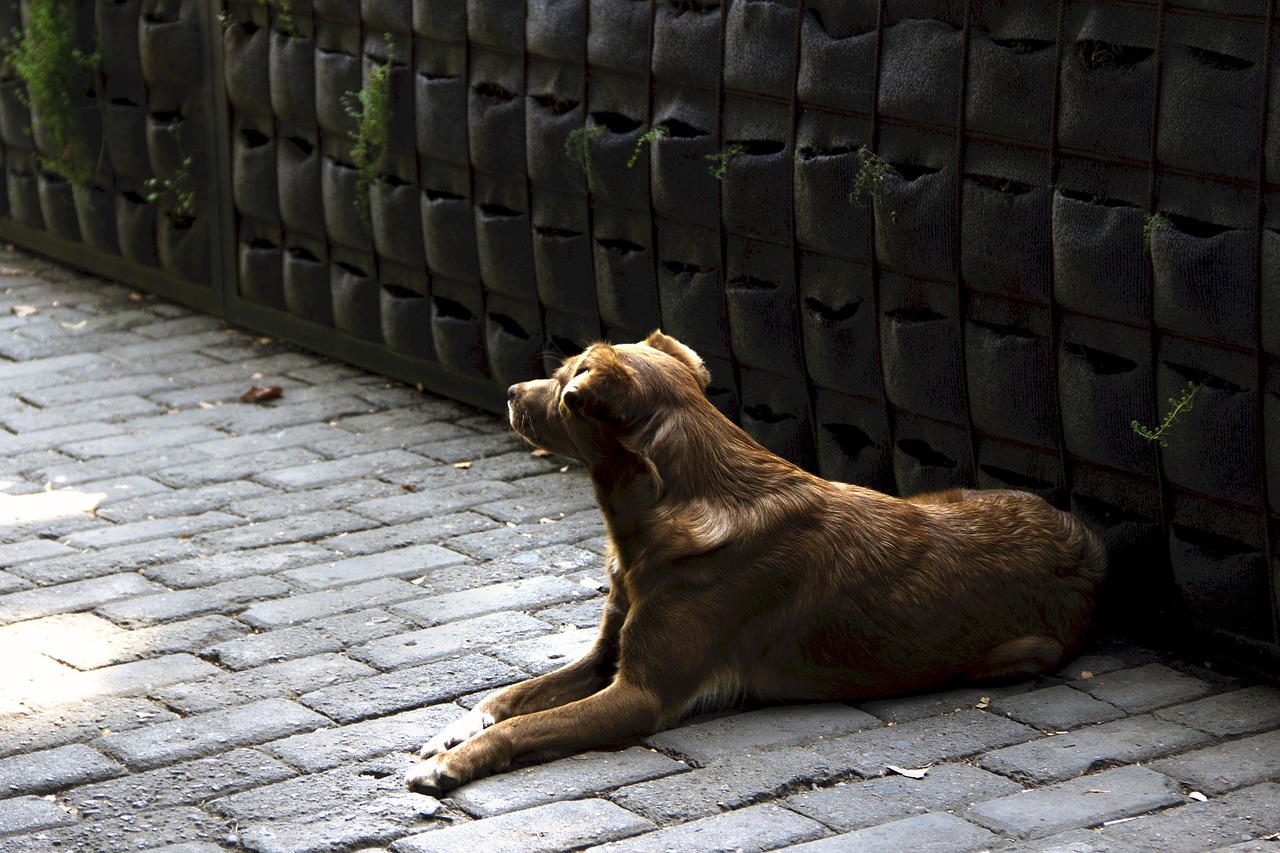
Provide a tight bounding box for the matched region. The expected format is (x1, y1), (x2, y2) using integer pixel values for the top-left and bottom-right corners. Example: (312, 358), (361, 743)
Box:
(1131, 380), (1202, 447)
(848, 146), (892, 208)
(1143, 211), (1171, 251)
(565, 124), (604, 170)
(342, 35), (395, 227)
(626, 124), (668, 168)
(144, 153), (196, 225)
(706, 143), (747, 180)
(5, 0), (99, 186)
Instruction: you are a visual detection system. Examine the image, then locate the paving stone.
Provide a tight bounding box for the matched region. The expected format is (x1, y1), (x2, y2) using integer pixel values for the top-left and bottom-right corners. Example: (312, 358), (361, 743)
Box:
(280, 543), (471, 590)
(587, 802), (827, 852)
(1073, 663), (1217, 713)
(1206, 841), (1280, 853)
(0, 537), (78, 567)
(395, 575), (597, 627)
(786, 762), (1024, 833)
(0, 795), (78, 837)
(0, 421), (125, 457)
(325, 518), (506, 565)
(191, 423), (346, 459)
(967, 765), (1183, 840)
(309, 420), (471, 458)
(94, 480), (272, 524)
(229, 478), (401, 521)
(192, 509), (380, 551)
(35, 446), (213, 487)
(989, 684), (1127, 731)
(645, 703), (880, 765)
(236, 793), (442, 853)
(0, 352), (107, 380)
(472, 492), (599, 525)
(156, 652), (379, 714)
(393, 798), (654, 853)
(262, 705), (459, 773)
(64, 749), (297, 813)
(61, 510), (242, 550)
(444, 520), (599, 561)
(351, 480), (522, 523)
(0, 743), (125, 795)
(0, 805), (229, 853)
(825, 709), (1041, 779)
(861, 684), (1034, 723)
(786, 811), (1000, 852)
(19, 373), (174, 407)
(0, 570), (32, 593)
(305, 607), (418, 645)
(8, 613), (245, 670)
(20, 654), (223, 711)
(993, 828), (1147, 852)
(450, 747), (688, 818)
(240, 578), (430, 629)
(408, 433), (531, 467)
(0, 698), (180, 760)
(350, 612), (552, 670)
(1096, 782), (1280, 853)
(152, 446), (323, 489)
(191, 396), (374, 436)
(96, 576), (293, 627)
(1152, 730), (1280, 796)
(142, 543), (335, 588)
(210, 760), (432, 823)
(1, 395), (164, 433)
(94, 698), (331, 770)
(249, 449), (428, 490)
(204, 626), (345, 670)
(1153, 686), (1280, 738)
(0, 573), (165, 625)
(14, 537), (202, 585)
(299, 654), (526, 724)
(535, 599), (608, 629)
(489, 626), (598, 676)
(60, 426), (227, 460)
(608, 742), (862, 824)
(979, 714), (1216, 784)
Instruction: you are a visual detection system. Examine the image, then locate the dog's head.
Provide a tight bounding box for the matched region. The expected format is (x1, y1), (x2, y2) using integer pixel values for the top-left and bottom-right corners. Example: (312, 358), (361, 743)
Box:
(507, 330), (711, 463)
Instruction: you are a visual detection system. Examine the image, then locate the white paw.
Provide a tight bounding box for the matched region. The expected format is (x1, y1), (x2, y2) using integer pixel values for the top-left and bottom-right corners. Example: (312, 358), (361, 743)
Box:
(417, 708), (495, 758)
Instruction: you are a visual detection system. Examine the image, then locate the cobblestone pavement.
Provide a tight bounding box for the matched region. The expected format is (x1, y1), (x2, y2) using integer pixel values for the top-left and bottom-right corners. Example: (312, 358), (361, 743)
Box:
(0, 246), (1278, 853)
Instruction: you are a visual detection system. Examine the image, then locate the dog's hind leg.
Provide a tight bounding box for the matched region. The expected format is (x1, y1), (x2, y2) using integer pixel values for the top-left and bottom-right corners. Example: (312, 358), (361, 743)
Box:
(964, 635), (1065, 683)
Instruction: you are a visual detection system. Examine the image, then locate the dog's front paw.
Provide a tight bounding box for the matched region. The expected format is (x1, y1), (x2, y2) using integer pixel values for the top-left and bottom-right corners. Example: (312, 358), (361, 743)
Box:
(405, 754), (462, 797)
(417, 708), (495, 758)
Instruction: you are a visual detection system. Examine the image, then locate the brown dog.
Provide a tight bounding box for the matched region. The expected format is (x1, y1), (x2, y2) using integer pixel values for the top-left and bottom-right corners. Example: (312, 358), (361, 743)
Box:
(405, 331), (1107, 795)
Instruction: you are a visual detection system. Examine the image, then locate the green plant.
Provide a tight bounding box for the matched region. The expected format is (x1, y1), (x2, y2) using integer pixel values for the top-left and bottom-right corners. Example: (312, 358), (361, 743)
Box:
(848, 146), (892, 208)
(1143, 211), (1171, 250)
(342, 35), (395, 226)
(565, 124), (603, 170)
(144, 154), (196, 224)
(5, 0), (99, 186)
(273, 0), (297, 37)
(705, 143), (746, 180)
(626, 124), (668, 168)
(1131, 380), (1202, 447)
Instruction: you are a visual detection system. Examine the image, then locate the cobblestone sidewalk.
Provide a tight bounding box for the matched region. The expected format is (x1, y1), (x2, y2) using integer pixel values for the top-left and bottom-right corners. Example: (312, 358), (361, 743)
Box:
(0, 246), (1278, 852)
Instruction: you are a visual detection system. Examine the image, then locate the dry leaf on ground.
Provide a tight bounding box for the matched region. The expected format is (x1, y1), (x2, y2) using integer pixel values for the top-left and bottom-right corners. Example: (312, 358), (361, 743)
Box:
(240, 385), (284, 403)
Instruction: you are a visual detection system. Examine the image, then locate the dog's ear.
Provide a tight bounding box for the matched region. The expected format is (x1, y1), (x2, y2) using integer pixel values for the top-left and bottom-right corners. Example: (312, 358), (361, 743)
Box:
(643, 330), (711, 389)
(560, 346), (632, 418)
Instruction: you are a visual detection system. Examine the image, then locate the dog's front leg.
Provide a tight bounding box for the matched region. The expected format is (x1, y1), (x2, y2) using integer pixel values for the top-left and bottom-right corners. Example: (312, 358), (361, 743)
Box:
(406, 676), (664, 796)
(416, 598), (627, 758)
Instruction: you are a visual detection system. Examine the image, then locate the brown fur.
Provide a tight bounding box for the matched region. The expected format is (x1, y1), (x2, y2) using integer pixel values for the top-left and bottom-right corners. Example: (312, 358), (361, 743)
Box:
(405, 331), (1107, 795)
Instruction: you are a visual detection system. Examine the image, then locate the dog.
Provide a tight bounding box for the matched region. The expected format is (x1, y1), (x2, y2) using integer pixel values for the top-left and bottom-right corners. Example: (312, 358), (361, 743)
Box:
(405, 330), (1107, 796)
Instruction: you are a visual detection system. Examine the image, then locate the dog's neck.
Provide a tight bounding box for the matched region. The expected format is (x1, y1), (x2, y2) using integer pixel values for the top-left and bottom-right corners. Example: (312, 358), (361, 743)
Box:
(585, 395), (819, 556)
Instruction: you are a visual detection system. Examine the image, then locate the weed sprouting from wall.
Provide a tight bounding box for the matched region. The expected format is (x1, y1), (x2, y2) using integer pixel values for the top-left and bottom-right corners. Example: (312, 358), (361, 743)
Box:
(342, 34), (395, 227)
(1131, 381), (1202, 447)
(626, 124), (668, 168)
(706, 143), (746, 180)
